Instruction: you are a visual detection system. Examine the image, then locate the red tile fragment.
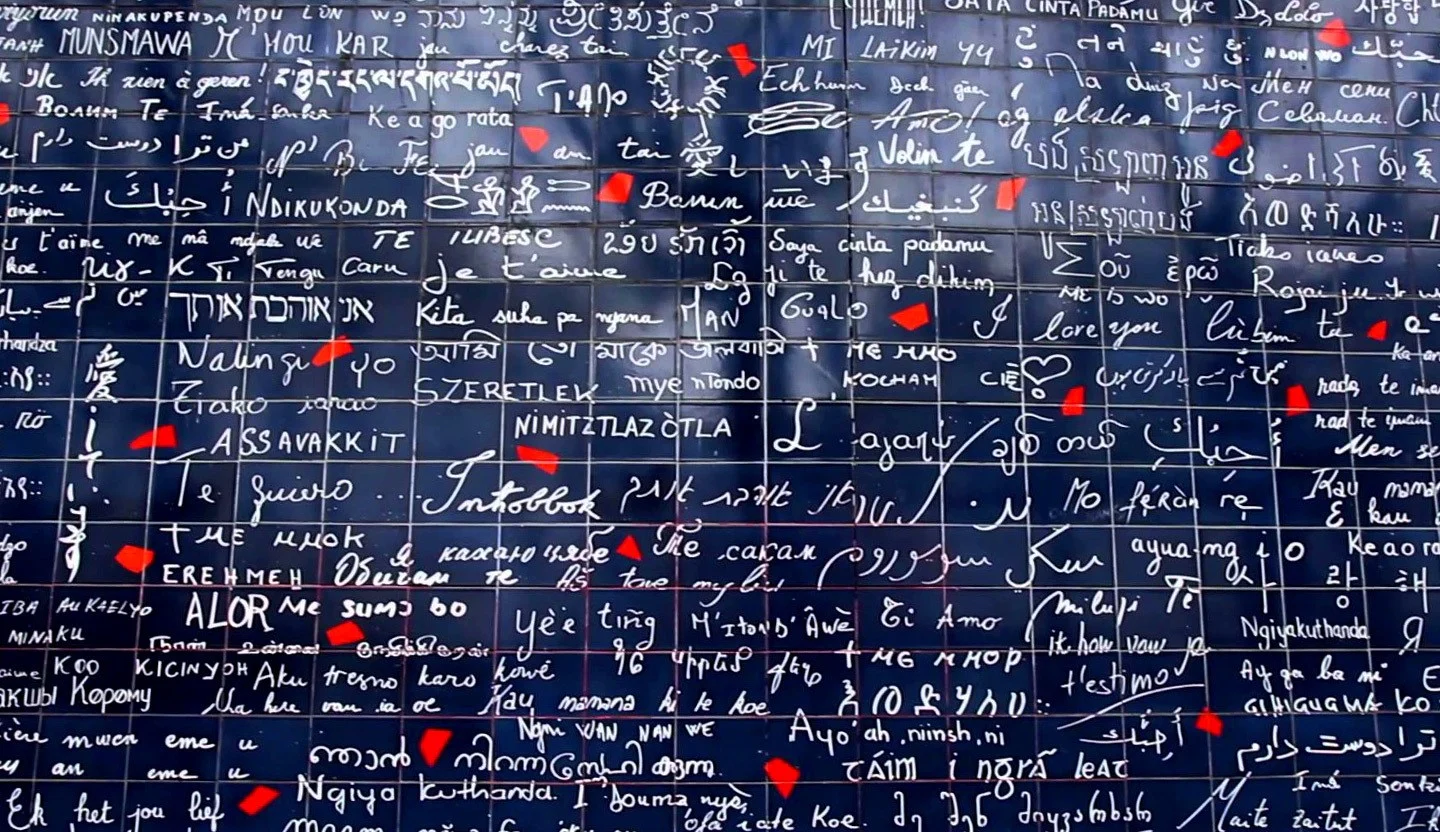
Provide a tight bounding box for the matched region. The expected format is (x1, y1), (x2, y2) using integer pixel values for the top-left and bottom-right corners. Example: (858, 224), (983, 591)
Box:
(0, 103), (12, 126)
(326, 621), (365, 647)
(130, 424), (177, 451)
(418, 728), (453, 766)
(1212, 129), (1244, 158)
(238, 786), (279, 816)
(115, 545), (154, 574)
(1195, 707), (1224, 736)
(311, 335), (353, 368)
(1318, 18), (1351, 48)
(518, 126), (549, 153)
(517, 445), (560, 475)
(765, 758), (800, 798)
(1060, 386), (1085, 417)
(995, 177), (1026, 211)
(616, 535), (643, 561)
(597, 172), (634, 204)
(1285, 385), (1310, 417)
(727, 43), (757, 77)
(890, 302), (930, 331)
(1367, 320), (1388, 341)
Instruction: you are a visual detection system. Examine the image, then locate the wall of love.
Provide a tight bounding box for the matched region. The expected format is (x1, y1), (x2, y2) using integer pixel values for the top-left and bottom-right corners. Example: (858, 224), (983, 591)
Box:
(1, 0), (1438, 830)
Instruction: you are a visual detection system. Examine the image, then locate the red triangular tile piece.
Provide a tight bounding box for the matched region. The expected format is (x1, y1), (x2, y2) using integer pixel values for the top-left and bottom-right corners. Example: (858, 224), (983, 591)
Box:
(238, 786), (279, 816)
(1285, 385), (1310, 417)
(1367, 320), (1388, 341)
(130, 424), (177, 450)
(517, 445), (560, 474)
(890, 302), (930, 331)
(418, 727), (453, 766)
(597, 172), (634, 204)
(1318, 18), (1351, 48)
(727, 43), (757, 77)
(765, 758), (800, 798)
(1213, 129), (1244, 159)
(616, 535), (643, 561)
(312, 335), (353, 367)
(115, 545), (154, 574)
(995, 177), (1026, 211)
(1195, 707), (1224, 736)
(518, 125), (549, 153)
(1061, 386), (1086, 416)
(326, 620), (365, 646)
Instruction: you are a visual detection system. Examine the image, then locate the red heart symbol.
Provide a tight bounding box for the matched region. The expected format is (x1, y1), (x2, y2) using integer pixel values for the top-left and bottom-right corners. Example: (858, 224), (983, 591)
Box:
(518, 125), (549, 152)
(325, 621), (365, 646)
(727, 43), (757, 76)
(1061, 386), (1085, 417)
(418, 728), (453, 766)
(115, 545), (154, 574)
(1318, 19), (1351, 48)
(597, 172), (634, 204)
(1213, 129), (1244, 158)
(517, 445), (560, 474)
(130, 424), (177, 451)
(764, 758), (800, 798)
(995, 177), (1026, 211)
(616, 535), (642, 561)
(890, 302), (930, 331)
(312, 335), (353, 367)
(238, 786), (279, 816)
(1285, 385), (1310, 417)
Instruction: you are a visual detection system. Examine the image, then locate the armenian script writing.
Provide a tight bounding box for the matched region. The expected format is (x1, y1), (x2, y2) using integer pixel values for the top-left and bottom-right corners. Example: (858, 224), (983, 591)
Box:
(1, 0), (1440, 831)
